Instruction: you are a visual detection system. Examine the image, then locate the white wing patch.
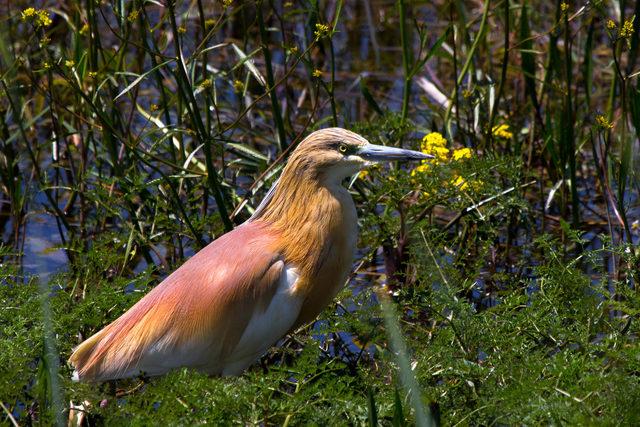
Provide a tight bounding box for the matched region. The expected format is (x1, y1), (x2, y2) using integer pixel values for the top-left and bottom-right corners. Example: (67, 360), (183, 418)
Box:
(221, 263), (302, 375)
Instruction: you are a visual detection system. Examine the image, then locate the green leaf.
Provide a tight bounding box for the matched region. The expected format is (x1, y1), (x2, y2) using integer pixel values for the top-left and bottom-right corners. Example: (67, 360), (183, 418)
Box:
(114, 60), (173, 101)
(392, 388), (406, 427)
(367, 387), (378, 427)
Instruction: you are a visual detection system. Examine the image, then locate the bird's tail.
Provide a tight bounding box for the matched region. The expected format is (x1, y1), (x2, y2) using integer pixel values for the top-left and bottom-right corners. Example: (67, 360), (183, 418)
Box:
(68, 294), (170, 381)
(68, 328), (112, 381)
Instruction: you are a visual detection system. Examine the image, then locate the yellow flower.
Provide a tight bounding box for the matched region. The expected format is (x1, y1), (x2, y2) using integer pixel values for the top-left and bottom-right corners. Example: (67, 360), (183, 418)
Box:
(150, 104), (159, 112)
(595, 114), (613, 129)
(420, 132), (449, 160)
(314, 23), (330, 40)
(452, 147), (472, 161)
(88, 71), (97, 79)
(65, 59), (75, 68)
(222, 0), (233, 7)
(128, 10), (139, 22)
(21, 8), (37, 20)
(410, 163), (430, 176)
(42, 61), (51, 70)
(288, 45), (299, 54)
(22, 8), (52, 28)
(607, 19), (616, 30)
(79, 23), (89, 35)
(620, 16), (635, 38)
(492, 124), (513, 139)
(233, 79), (244, 93)
(560, 2), (569, 13)
(432, 146), (450, 161)
(312, 69), (323, 78)
(178, 25), (187, 34)
(200, 78), (212, 89)
(37, 10), (52, 27)
(421, 132), (447, 149)
(452, 175), (469, 191)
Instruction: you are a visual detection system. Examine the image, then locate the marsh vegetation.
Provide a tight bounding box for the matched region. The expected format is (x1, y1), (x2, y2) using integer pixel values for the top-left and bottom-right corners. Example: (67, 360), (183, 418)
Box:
(1, 0), (639, 425)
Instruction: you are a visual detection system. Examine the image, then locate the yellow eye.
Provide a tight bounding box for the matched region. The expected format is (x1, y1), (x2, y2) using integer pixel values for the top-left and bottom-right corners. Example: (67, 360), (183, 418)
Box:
(339, 144), (348, 153)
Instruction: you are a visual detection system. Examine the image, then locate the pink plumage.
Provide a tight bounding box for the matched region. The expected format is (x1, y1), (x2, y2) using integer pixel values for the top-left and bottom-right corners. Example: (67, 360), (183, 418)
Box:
(71, 221), (288, 380)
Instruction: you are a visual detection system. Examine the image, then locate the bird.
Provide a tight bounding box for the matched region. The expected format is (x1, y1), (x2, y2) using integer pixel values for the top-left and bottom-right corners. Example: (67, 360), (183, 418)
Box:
(69, 128), (432, 381)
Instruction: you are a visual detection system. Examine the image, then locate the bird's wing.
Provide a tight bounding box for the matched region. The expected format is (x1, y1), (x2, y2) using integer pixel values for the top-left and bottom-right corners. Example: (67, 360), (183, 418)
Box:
(69, 221), (302, 381)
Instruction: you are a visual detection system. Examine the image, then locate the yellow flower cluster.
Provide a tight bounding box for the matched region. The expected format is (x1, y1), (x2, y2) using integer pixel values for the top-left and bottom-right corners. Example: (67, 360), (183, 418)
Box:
(314, 23), (330, 40)
(21, 7), (37, 19)
(452, 175), (469, 191)
(560, 2), (569, 14)
(410, 132), (483, 193)
(419, 132), (472, 163)
(411, 163), (430, 176)
(595, 114), (613, 129)
(421, 132), (449, 161)
(452, 175), (484, 191)
(21, 8), (52, 28)
(452, 147), (472, 161)
(312, 69), (323, 78)
(607, 19), (616, 30)
(620, 16), (635, 38)
(233, 79), (244, 93)
(411, 132), (473, 177)
(200, 78), (212, 89)
(128, 10), (139, 23)
(492, 124), (513, 139)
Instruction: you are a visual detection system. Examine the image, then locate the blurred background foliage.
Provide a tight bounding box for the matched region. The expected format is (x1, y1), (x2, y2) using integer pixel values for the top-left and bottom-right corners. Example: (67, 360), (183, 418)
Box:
(1, 0), (639, 424)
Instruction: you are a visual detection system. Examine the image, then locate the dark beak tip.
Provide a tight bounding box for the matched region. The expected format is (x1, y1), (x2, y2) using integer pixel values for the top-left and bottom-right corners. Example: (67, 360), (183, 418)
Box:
(359, 144), (435, 161)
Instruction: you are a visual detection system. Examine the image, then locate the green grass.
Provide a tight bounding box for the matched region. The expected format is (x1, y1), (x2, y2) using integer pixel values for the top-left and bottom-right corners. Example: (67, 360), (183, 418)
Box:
(1, 0), (639, 425)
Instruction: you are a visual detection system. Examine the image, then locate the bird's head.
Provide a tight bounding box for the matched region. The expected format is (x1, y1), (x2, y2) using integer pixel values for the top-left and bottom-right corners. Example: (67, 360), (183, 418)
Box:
(289, 128), (433, 183)
(251, 127), (432, 223)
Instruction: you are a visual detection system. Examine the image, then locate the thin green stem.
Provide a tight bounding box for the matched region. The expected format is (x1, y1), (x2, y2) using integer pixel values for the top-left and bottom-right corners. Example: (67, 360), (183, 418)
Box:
(257, 1), (288, 151)
(398, 0), (412, 125)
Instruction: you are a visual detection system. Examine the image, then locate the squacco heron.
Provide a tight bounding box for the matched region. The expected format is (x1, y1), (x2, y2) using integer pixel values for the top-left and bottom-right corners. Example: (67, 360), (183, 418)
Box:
(69, 128), (431, 381)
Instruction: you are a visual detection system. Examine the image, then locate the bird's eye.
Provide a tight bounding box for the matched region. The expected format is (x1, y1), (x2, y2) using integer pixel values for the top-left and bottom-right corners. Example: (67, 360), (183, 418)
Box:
(338, 144), (348, 153)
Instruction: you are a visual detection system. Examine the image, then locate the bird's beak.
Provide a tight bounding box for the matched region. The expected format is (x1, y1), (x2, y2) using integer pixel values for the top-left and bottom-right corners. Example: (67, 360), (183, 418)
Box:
(358, 143), (434, 162)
